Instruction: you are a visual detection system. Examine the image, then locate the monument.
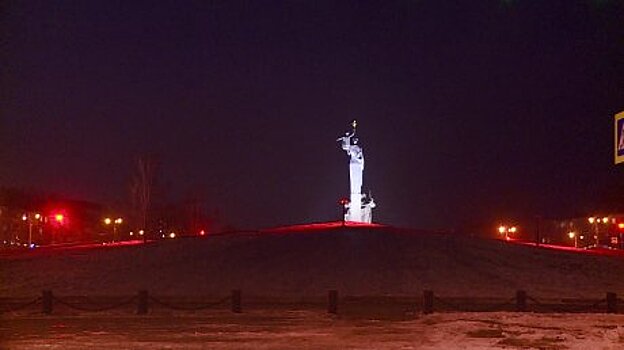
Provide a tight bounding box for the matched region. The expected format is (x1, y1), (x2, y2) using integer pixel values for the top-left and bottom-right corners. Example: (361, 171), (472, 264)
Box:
(337, 120), (376, 223)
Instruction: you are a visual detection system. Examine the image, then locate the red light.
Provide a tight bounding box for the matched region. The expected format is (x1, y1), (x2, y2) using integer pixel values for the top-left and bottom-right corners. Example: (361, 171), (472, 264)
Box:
(199, 230), (205, 236)
(55, 214), (64, 223)
(618, 223), (624, 230)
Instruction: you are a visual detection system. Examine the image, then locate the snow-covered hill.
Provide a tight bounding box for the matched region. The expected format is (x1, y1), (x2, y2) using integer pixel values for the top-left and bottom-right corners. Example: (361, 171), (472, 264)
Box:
(2, 225), (623, 298)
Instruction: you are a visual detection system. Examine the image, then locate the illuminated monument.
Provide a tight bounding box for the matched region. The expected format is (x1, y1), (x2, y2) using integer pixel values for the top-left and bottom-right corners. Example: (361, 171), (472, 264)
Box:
(337, 120), (376, 223)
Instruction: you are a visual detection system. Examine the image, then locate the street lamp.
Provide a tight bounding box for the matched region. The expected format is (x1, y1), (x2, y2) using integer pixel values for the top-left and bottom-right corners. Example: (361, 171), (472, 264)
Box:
(588, 216), (598, 248)
(21, 212), (42, 247)
(568, 231), (578, 248)
(617, 223), (624, 250)
(104, 217), (123, 242)
(588, 215), (608, 248)
(498, 225), (517, 240)
(498, 225), (507, 240)
(54, 214), (64, 223)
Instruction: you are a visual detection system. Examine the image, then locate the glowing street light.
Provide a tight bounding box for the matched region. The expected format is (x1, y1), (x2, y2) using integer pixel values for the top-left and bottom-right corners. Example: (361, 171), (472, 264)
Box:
(568, 231), (578, 248)
(617, 223), (624, 250)
(497, 225), (517, 240)
(587, 215), (603, 248)
(54, 214), (65, 224)
(21, 212), (42, 247)
(104, 217), (123, 242)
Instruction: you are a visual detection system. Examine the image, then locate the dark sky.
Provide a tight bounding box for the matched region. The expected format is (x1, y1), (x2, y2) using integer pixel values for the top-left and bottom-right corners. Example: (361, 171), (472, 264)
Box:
(2, 1), (624, 229)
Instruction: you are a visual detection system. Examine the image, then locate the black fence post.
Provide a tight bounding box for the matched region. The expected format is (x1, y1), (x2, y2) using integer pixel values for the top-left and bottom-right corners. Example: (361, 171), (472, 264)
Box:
(328, 290), (338, 314)
(137, 290), (149, 315)
(607, 292), (617, 314)
(231, 289), (242, 313)
(42, 290), (53, 315)
(423, 290), (434, 314)
(516, 290), (527, 312)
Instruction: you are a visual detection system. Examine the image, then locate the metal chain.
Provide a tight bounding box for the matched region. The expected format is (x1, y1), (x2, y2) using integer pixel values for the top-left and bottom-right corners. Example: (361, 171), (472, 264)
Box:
(1, 293), (617, 315)
(0, 297), (41, 313)
(433, 297), (516, 312)
(148, 296), (231, 311)
(52, 295), (137, 312)
(526, 295), (607, 313)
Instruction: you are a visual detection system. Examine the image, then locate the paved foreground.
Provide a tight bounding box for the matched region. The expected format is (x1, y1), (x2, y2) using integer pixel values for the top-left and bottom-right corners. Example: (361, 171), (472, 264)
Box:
(2, 310), (624, 349)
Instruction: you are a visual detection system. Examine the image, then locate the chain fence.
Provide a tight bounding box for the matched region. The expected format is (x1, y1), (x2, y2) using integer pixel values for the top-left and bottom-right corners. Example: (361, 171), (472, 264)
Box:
(0, 297), (41, 314)
(52, 295), (137, 312)
(148, 295), (231, 311)
(433, 297), (517, 313)
(1, 290), (621, 316)
(525, 295), (607, 313)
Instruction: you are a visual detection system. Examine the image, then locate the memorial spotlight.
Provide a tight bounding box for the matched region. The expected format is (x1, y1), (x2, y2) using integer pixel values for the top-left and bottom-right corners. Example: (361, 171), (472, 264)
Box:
(338, 197), (350, 226)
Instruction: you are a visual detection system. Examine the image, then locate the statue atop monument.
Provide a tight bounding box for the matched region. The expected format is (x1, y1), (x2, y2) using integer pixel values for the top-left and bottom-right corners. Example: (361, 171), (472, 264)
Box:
(336, 120), (375, 223)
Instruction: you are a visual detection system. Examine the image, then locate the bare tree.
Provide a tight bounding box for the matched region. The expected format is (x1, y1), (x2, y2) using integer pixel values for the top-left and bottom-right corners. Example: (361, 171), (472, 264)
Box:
(131, 155), (158, 242)
(182, 185), (207, 235)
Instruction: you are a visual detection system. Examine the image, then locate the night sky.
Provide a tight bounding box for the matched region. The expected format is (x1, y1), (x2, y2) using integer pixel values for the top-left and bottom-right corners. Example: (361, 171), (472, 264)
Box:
(2, 1), (623, 229)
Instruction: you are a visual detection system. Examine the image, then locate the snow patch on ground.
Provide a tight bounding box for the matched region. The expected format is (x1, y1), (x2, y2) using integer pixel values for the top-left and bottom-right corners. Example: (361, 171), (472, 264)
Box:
(2, 311), (624, 349)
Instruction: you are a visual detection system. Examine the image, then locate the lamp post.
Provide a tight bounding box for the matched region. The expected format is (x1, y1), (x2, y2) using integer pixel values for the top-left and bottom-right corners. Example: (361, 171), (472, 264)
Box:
(535, 215), (541, 246)
(498, 225), (517, 240)
(104, 217), (123, 242)
(588, 216), (596, 248)
(588, 216), (608, 248)
(568, 231), (578, 248)
(21, 212), (42, 247)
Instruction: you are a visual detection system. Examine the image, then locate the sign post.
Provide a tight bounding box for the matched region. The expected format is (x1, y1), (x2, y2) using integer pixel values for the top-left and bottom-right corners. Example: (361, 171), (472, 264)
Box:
(614, 111), (624, 164)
